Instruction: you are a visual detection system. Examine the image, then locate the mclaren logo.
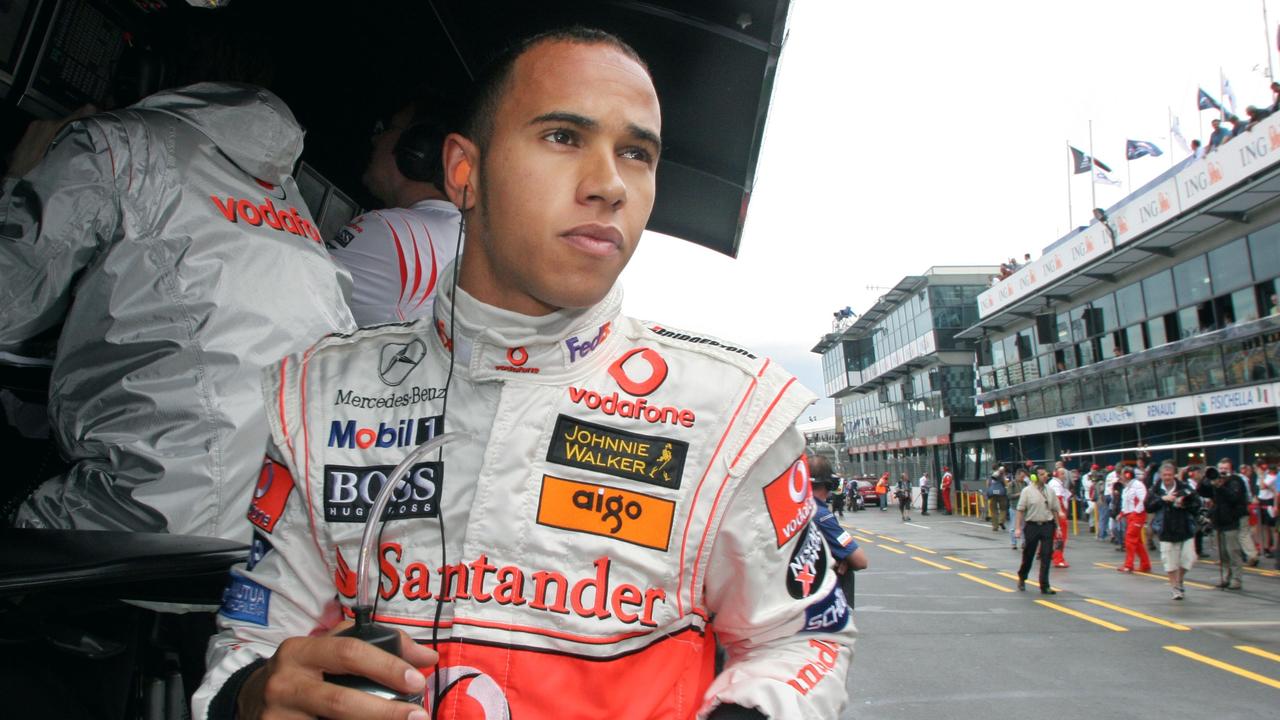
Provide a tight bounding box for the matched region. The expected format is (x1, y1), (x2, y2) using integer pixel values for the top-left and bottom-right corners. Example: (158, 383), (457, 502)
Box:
(379, 339), (427, 386)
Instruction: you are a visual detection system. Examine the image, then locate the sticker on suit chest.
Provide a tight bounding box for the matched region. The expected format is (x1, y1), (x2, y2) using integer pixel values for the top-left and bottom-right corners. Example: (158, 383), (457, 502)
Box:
(546, 414), (687, 489)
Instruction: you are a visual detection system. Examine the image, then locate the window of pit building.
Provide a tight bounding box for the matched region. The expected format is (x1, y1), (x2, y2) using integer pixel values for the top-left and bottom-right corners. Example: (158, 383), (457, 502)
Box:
(1185, 345), (1226, 393)
(1173, 255), (1212, 308)
(1142, 270), (1176, 318)
(1101, 369), (1129, 404)
(1125, 324), (1148, 353)
(1060, 379), (1082, 412)
(1128, 364), (1157, 402)
(1223, 337), (1269, 385)
(1117, 281), (1145, 327)
(1042, 384), (1061, 415)
(1080, 374), (1104, 410)
(1154, 356), (1189, 397)
(1208, 237), (1251, 295)
(1248, 224), (1280, 281)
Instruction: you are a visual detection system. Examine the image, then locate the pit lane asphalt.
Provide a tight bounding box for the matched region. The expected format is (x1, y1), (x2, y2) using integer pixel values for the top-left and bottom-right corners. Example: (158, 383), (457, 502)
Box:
(839, 506), (1280, 719)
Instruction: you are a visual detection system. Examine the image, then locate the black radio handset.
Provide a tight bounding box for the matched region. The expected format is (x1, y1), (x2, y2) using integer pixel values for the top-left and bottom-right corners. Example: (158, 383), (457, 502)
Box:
(323, 431), (463, 701)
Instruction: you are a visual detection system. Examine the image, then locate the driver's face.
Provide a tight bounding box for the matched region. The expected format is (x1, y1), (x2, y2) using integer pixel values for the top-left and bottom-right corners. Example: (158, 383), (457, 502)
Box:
(461, 41), (661, 315)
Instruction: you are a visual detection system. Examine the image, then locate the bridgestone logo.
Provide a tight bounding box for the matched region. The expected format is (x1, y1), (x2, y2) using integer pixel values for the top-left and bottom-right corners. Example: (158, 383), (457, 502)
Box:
(648, 326), (756, 359)
(335, 386), (446, 409)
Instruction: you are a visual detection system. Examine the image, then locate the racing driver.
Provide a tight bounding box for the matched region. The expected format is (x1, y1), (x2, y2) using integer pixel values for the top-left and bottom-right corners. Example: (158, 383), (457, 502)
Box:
(195, 27), (854, 720)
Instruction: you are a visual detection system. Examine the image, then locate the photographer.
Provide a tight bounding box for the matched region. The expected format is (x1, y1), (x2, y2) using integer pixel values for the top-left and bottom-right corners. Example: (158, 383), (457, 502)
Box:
(1198, 467), (1250, 590)
(1145, 462), (1202, 600)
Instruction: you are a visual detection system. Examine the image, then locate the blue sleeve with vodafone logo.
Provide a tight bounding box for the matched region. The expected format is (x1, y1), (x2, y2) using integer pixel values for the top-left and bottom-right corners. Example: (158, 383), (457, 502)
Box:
(814, 503), (856, 561)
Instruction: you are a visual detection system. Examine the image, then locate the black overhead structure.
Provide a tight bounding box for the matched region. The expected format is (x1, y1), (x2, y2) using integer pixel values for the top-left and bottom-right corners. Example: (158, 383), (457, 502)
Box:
(7, 0), (791, 258)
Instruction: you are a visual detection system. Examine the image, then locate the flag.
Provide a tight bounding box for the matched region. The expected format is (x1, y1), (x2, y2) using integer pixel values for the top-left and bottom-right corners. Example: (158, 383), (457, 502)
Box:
(1093, 169), (1122, 187)
(1198, 87), (1221, 111)
(1126, 139), (1164, 160)
(1070, 145), (1112, 174)
(1170, 115), (1189, 153)
(1221, 70), (1237, 114)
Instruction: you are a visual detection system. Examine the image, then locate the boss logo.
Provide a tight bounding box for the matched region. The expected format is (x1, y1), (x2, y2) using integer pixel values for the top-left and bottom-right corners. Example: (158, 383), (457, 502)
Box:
(323, 462), (443, 522)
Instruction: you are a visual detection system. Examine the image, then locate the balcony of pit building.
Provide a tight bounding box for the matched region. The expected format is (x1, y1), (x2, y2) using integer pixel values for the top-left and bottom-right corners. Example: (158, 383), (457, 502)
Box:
(811, 267), (998, 486)
(799, 416), (847, 476)
(955, 111), (1280, 468)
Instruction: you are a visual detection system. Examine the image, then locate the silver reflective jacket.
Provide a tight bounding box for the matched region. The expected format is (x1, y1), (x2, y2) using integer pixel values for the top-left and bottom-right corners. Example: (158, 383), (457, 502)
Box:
(0, 83), (356, 540)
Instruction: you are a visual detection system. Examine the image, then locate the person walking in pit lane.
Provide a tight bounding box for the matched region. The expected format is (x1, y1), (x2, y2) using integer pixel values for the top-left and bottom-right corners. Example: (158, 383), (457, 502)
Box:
(896, 473), (912, 522)
(876, 473), (890, 511)
(1015, 467), (1064, 594)
(1118, 468), (1152, 574)
(1146, 461), (1201, 600)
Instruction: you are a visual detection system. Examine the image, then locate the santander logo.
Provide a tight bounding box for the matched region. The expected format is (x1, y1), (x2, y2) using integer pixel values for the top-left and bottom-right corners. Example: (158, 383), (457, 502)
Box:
(210, 194), (322, 243)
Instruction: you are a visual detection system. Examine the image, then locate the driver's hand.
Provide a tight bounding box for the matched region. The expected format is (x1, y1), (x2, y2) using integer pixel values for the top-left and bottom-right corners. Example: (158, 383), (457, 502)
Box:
(237, 626), (437, 720)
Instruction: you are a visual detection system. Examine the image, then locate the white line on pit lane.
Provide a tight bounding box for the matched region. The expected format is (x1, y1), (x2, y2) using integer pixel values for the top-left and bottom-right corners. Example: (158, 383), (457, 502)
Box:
(904, 522), (931, 529)
(959, 521), (989, 527)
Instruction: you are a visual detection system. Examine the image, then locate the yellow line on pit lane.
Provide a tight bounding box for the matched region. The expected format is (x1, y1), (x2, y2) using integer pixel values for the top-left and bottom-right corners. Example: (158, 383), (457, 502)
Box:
(851, 534), (874, 544)
(911, 556), (951, 570)
(1036, 600), (1127, 632)
(1084, 598), (1190, 631)
(877, 543), (906, 555)
(1202, 559), (1280, 577)
(1093, 562), (1214, 590)
(1164, 646), (1280, 689)
(957, 572), (1013, 593)
(905, 543), (936, 554)
(996, 571), (1055, 592)
(877, 534), (902, 543)
(1235, 645), (1280, 663)
(945, 556), (988, 569)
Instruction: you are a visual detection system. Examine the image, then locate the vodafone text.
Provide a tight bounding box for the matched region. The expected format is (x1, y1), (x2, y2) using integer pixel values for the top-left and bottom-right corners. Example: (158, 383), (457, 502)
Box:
(352, 545), (667, 627)
(567, 387), (695, 428)
(210, 195), (321, 243)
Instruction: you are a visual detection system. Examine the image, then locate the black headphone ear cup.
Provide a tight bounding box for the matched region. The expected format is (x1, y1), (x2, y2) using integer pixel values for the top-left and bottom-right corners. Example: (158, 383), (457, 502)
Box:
(393, 123), (444, 185)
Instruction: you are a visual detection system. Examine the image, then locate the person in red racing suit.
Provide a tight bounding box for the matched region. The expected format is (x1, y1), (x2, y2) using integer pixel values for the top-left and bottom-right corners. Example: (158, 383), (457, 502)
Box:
(194, 28), (854, 720)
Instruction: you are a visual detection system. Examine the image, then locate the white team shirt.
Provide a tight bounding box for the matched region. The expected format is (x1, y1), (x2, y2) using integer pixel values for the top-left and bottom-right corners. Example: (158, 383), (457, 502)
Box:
(327, 198), (462, 326)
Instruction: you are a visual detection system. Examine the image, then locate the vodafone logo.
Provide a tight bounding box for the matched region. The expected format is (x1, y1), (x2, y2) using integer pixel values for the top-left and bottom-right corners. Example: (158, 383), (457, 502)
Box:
(427, 667), (511, 720)
(608, 348), (668, 396)
(787, 460), (810, 503)
(495, 346), (539, 374)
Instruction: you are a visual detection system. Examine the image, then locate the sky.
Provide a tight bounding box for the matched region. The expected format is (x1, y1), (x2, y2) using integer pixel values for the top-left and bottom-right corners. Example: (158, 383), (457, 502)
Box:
(619, 0), (1280, 420)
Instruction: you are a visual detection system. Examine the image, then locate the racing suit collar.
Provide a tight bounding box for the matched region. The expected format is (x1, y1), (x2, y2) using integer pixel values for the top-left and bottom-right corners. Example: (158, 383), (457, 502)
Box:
(432, 261), (622, 382)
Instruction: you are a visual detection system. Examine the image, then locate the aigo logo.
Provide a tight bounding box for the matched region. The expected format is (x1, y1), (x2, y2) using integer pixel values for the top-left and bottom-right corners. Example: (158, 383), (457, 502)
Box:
(608, 348), (668, 396)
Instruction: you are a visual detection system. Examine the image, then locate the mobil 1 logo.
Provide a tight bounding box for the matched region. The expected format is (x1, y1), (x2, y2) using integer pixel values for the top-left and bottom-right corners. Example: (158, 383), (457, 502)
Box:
(323, 462), (442, 522)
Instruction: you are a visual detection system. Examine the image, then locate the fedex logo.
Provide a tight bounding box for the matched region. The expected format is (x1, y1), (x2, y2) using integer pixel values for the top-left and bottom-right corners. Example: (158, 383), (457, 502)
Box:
(566, 322), (611, 363)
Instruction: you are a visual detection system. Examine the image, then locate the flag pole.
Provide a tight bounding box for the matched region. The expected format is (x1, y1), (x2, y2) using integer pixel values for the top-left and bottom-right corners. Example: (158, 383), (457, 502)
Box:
(1066, 141), (1074, 230)
(1089, 120), (1097, 209)
(1126, 157), (1132, 194)
(1264, 0), (1275, 80)
(1168, 107), (1175, 167)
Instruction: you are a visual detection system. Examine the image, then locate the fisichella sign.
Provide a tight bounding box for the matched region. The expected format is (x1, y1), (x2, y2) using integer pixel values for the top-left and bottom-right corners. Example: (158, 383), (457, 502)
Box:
(979, 111), (1280, 319)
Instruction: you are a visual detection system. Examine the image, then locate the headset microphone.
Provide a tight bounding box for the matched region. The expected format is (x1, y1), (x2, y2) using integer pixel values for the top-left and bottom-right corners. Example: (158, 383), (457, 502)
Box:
(323, 432), (464, 702)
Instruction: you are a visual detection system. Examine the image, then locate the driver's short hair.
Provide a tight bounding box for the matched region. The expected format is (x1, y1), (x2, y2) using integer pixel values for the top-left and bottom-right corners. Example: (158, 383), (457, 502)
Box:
(461, 26), (650, 149)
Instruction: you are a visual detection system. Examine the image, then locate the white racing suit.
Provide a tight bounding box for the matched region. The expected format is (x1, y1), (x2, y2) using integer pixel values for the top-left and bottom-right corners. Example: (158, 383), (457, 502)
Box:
(195, 273), (855, 718)
(0, 83), (356, 539)
(327, 198), (461, 326)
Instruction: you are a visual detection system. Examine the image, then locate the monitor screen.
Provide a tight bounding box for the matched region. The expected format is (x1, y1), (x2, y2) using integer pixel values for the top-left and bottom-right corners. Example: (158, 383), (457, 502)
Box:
(0, 0), (44, 98)
(295, 162), (327, 219)
(19, 0), (127, 116)
(319, 188), (359, 245)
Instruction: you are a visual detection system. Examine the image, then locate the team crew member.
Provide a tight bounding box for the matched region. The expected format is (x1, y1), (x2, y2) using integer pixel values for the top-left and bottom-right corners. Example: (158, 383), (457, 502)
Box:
(1198, 467), (1249, 589)
(1047, 468), (1071, 568)
(809, 456), (868, 604)
(1145, 462), (1201, 600)
(918, 472), (931, 516)
(1014, 468), (1063, 594)
(328, 97), (462, 326)
(1117, 469), (1152, 573)
(195, 29), (854, 720)
(0, 83), (355, 539)
(940, 466), (953, 514)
